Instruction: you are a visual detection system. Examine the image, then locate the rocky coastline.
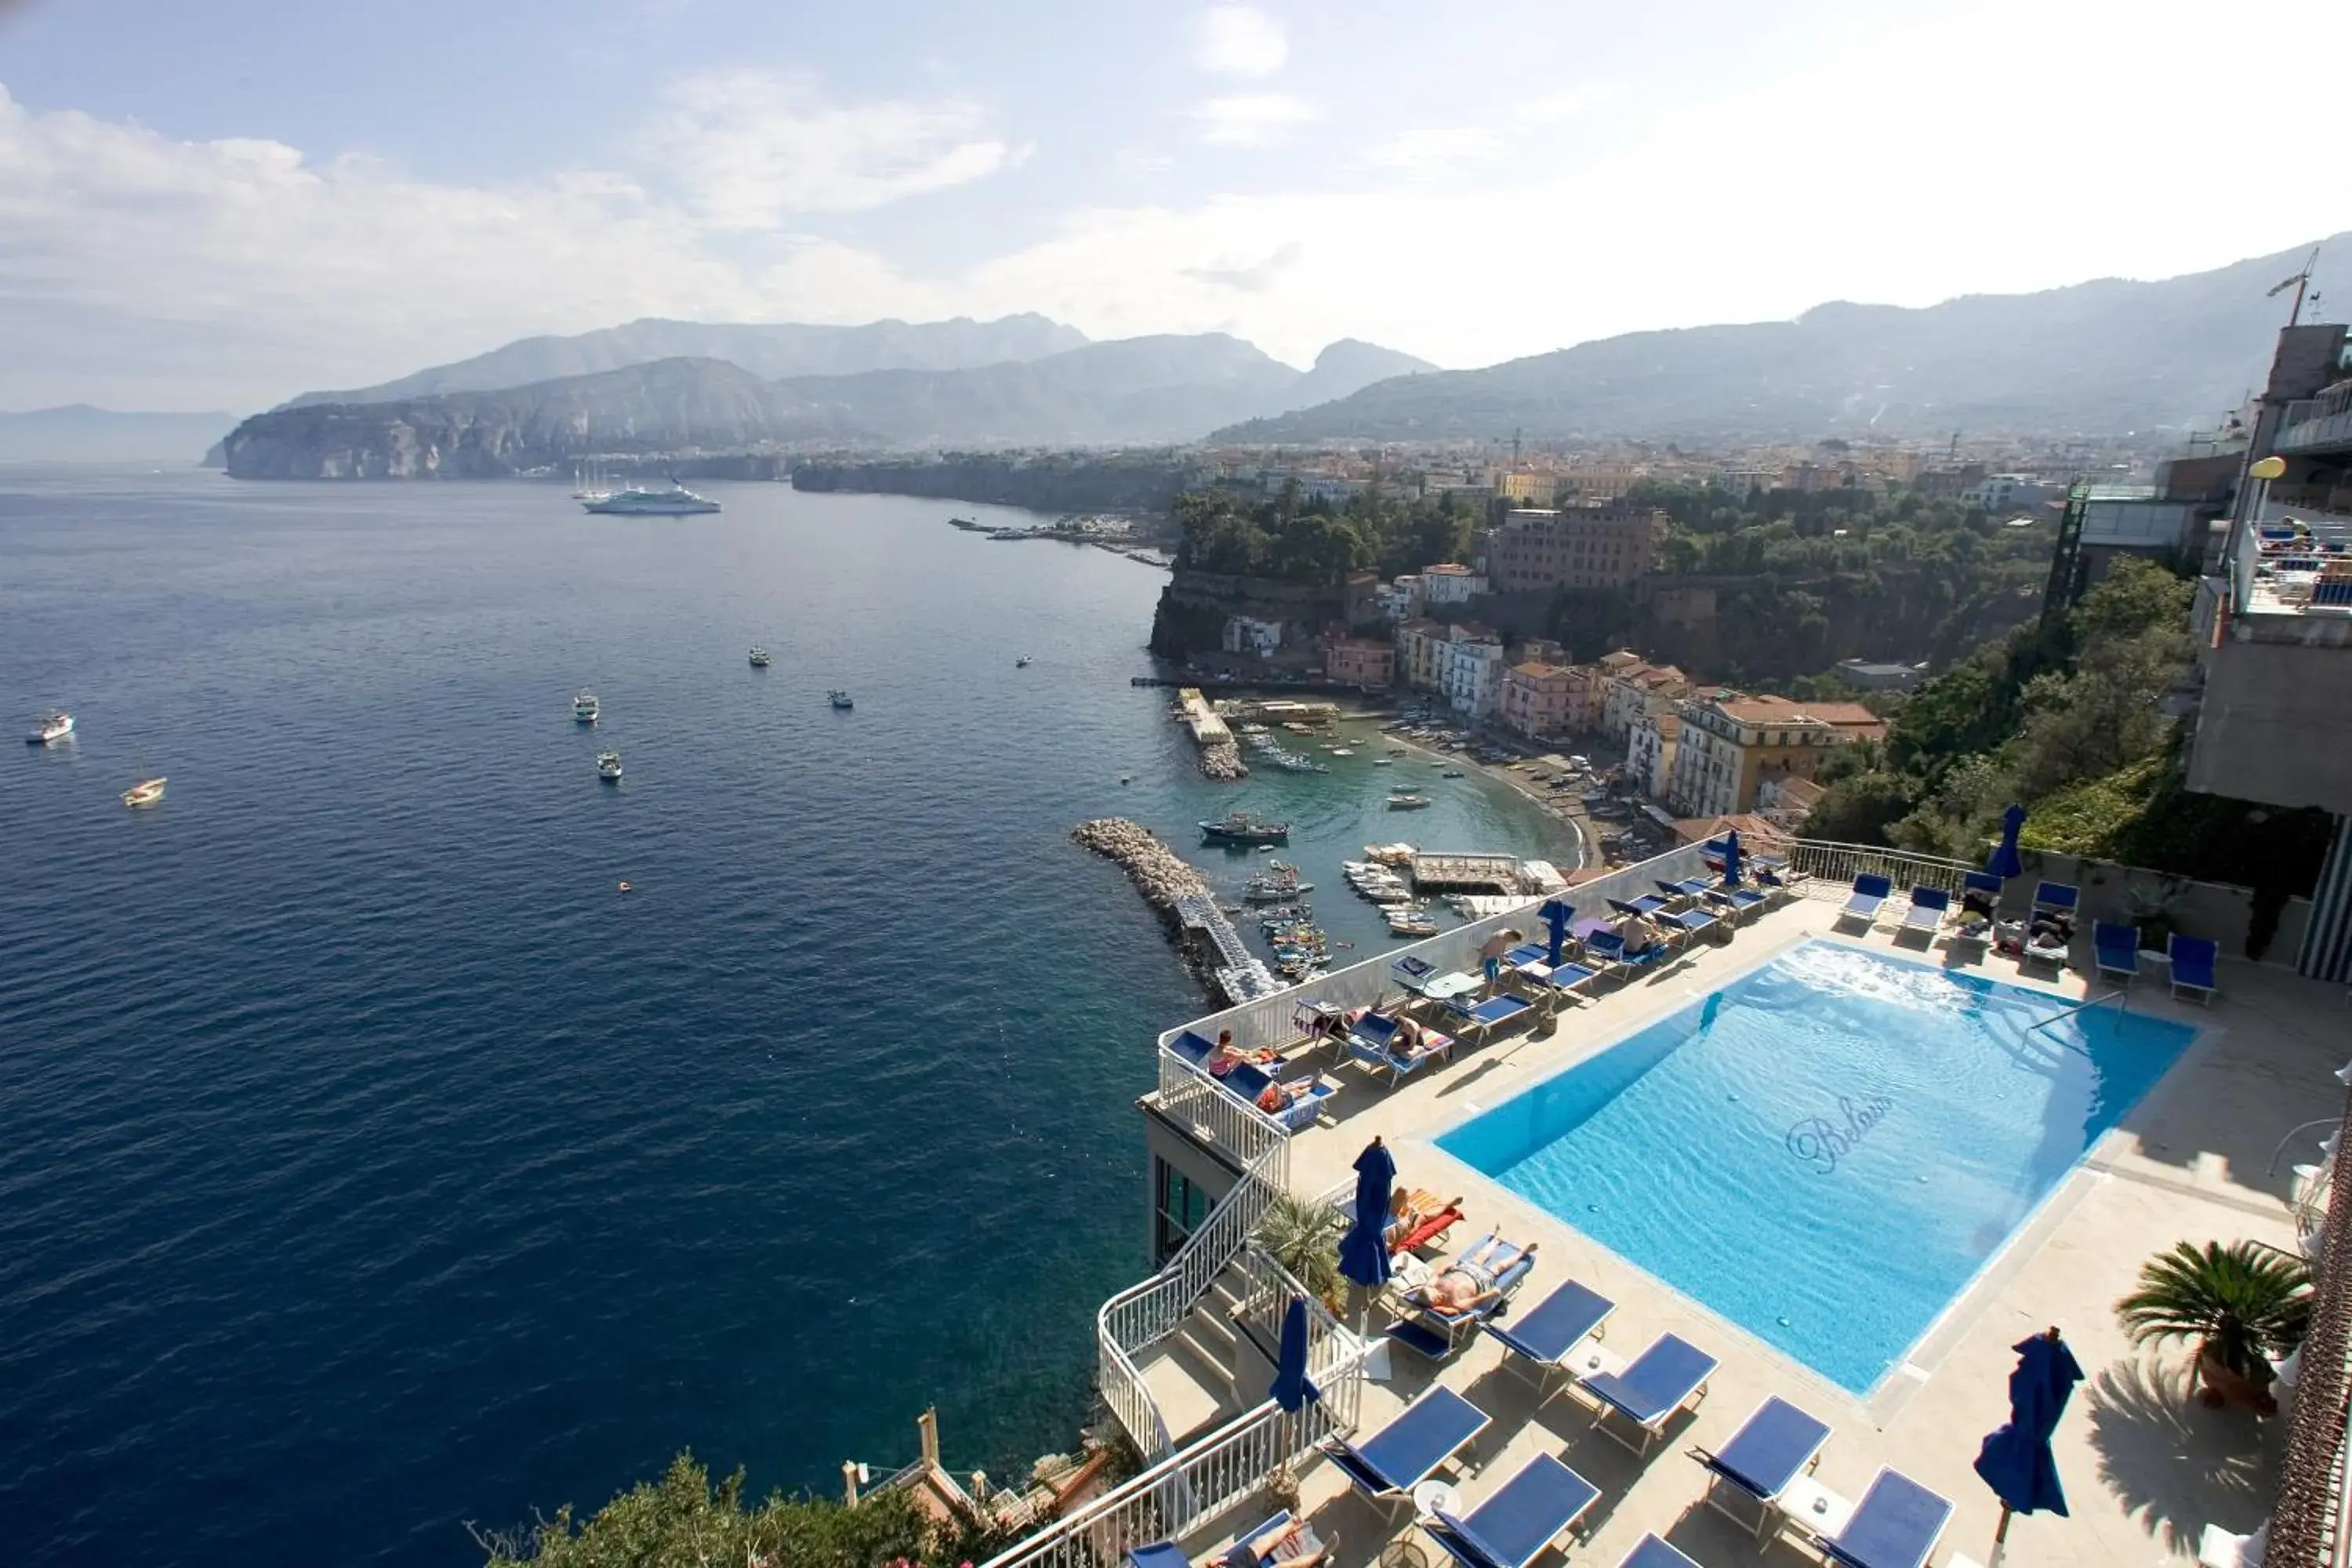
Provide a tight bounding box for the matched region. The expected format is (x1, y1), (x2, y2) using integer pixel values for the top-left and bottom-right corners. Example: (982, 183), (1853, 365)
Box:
(1069, 818), (1224, 993)
(1199, 739), (1247, 779)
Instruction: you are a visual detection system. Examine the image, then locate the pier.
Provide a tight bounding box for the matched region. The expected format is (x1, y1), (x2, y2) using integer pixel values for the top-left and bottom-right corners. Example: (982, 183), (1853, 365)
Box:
(1170, 890), (1280, 1004)
(1173, 687), (1247, 779)
(1409, 851), (1525, 895)
(1070, 819), (1274, 1004)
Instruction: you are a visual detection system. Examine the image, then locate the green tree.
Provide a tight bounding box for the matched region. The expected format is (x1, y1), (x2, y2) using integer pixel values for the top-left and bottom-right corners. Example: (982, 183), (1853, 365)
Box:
(2115, 1240), (2310, 1383)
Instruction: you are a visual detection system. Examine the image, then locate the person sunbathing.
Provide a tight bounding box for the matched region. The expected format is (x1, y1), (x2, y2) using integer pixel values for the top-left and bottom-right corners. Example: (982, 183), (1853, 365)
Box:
(1409, 1239), (1535, 1313)
(1211, 1526), (1336, 1568)
(1206, 1029), (1275, 1077)
(1387, 1193), (1466, 1251)
(1617, 912), (1668, 955)
(1253, 1078), (1321, 1115)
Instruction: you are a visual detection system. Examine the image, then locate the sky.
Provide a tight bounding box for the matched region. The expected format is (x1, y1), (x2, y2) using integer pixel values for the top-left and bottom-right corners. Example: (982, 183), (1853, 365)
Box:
(2, 0), (2347, 412)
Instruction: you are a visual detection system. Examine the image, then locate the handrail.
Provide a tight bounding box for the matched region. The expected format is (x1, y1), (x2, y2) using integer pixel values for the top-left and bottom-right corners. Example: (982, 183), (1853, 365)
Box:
(2031, 989), (2125, 1035)
(1781, 839), (1984, 902)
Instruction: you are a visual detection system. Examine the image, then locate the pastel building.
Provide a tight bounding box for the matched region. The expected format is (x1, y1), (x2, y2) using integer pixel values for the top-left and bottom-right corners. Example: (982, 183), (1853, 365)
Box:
(1600, 659), (1690, 742)
(1325, 637), (1396, 688)
(1421, 562), (1486, 605)
(1665, 693), (1885, 818)
(1393, 619), (1446, 692)
(1497, 662), (1577, 739)
(1626, 710), (1679, 800)
(1439, 625), (1507, 717)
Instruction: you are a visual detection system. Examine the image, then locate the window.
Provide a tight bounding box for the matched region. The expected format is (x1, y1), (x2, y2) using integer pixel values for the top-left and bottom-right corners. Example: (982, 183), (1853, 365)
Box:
(1154, 1159), (1214, 1263)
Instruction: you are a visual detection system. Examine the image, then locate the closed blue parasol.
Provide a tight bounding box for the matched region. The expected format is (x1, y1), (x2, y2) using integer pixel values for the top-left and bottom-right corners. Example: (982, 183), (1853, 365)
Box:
(1336, 1136), (1395, 1290)
(1986, 804), (2027, 882)
(1540, 897), (1575, 967)
(1720, 830), (1745, 887)
(1973, 1327), (2084, 1566)
(1270, 1294), (1319, 1412)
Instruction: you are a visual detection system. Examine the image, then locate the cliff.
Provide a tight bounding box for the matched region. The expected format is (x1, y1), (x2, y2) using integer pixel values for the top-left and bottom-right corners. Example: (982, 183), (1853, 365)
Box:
(792, 454), (1198, 514)
(221, 358), (853, 478)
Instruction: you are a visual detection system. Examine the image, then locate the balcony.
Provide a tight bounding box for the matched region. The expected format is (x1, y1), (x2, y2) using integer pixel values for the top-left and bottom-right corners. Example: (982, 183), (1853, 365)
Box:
(2278, 386), (2352, 457)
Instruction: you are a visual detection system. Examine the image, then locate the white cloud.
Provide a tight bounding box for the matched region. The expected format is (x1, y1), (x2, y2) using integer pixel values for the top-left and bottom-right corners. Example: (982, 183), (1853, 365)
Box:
(1191, 93), (1316, 147)
(1515, 83), (1618, 122)
(648, 70), (1013, 229)
(1365, 126), (1504, 172)
(1196, 5), (1289, 78)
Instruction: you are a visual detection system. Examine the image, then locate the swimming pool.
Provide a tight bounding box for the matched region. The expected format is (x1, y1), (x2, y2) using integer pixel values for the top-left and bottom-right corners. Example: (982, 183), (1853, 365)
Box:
(1438, 939), (2201, 1392)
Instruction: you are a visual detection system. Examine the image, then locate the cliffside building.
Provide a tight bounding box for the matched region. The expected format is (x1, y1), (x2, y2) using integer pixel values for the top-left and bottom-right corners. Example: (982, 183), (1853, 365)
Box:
(1325, 637), (1396, 689)
(1439, 625), (1508, 718)
(1497, 662), (1577, 739)
(1599, 659), (1690, 743)
(1481, 504), (1666, 593)
(1665, 693), (1885, 818)
(1394, 619), (1446, 692)
(1627, 711), (1679, 801)
(1421, 562), (1486, 605)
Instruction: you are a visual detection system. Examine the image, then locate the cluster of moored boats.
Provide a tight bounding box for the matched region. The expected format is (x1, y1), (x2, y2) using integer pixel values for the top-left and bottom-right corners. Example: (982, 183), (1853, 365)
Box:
(1343, 844), (1442, 937)
(24, 710), (168, 808)
(1236, 724), (1329, 773)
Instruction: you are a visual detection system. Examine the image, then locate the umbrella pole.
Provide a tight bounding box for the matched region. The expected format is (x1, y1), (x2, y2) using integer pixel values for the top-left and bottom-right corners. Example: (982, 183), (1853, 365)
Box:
(1987, 1504), (2013, 1568)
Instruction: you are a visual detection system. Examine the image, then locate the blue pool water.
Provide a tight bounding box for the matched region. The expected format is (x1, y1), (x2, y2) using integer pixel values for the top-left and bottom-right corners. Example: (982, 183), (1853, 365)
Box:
(1439, 940), (2200, 1392)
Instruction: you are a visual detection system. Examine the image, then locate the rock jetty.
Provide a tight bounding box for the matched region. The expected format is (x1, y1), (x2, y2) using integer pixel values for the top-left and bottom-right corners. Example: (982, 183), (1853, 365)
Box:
(1200, 739), (1247, 780)
(1071, 818), (1209, 909)
(1073, 818), (1263, 999)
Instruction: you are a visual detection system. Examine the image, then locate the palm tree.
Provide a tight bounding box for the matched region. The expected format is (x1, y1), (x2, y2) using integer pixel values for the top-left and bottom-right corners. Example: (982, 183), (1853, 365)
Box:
(2115, 1240), (2310, 1394)
(1254, 1192), (1344, 1308)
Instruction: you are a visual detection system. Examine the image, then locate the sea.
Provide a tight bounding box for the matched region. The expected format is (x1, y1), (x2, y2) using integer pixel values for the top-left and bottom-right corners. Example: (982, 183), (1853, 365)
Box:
(0, 470), (1580, 1568)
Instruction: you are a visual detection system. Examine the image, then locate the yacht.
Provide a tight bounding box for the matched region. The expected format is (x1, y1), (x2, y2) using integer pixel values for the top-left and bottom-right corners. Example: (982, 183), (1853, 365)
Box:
(27, 710), (73, 745)
(582, 482), (720, 516)
(571, 461), (613, 503)
(122, 776), (165, 808)
(828, 691), (855, 710)
(748, 648), (772, 668)
(574, 691), (600, 723)
(596, 751), (622, 782)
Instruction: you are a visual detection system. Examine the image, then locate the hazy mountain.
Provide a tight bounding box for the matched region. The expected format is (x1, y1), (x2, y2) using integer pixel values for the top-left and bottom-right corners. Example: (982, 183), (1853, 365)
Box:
(1289, 339), (1439, 409)
(1213, 236), (2352, 444)
(283, 314), (1090, 408)
(0, 405), (237, 463)
(223, 332), (1439, 473)
(223, 358), (845, 478)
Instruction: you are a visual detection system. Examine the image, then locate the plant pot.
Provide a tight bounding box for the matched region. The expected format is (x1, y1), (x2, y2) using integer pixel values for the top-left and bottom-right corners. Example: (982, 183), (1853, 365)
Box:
(2198, 1349), (2278, 1414)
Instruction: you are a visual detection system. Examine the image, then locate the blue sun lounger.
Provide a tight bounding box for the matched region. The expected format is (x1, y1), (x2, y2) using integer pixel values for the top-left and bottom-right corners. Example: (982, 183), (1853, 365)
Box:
(1841, 874), (1892, 924)
(1388, 1234), (1537, 1358)
(2093, 921), (2141, 984)
(1224, 1060), (1338, 1131)
(1447, 991), (1535, 1044)
(2170, 934), (2220, 1004)
(1425, 1454), (1601, 1568)
(1169, 1030), (1218, 1068)
(1664, 907), (1721, 948)
(1502, 942), (1552, 972)
(1900, 885), (1949, 938)
(1692, 1395), (1831, 1538)
(1656, 877), (1714, 904)
(1528, 957), (1599, 1004)
(1819, 1468), (1953, 1568)
(1581, 1331), (1718, 1454)
(1583, 931), (1670, 978)
(1706, 884), (1768, 922)
(1319, 1384), (1491, 1516)
(1129, 1512), (1325, 1568)
(1346, 1011), (1453, 1084)
(1609, 895), (1672, 920)
(1616, 1536), (1701, 1568)
(1484, 1278), (1615, 1403)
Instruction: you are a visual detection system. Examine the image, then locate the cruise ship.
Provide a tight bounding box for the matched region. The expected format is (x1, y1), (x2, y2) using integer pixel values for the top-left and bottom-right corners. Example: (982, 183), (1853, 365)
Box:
(581, 483), (720, 516)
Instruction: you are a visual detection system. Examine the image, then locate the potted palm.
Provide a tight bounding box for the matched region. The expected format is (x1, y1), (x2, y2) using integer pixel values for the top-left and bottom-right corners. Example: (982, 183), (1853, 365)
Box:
(1254, 1192), (1346, 1316)
(2115, 1240), (2310, 1413)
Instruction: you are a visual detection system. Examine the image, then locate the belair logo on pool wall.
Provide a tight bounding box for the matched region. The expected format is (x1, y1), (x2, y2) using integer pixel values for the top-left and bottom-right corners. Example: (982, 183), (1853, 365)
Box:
(1785, 1094), (1896, 1174)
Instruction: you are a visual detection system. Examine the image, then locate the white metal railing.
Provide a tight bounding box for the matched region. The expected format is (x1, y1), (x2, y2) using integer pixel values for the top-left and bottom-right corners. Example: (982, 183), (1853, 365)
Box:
(978, 1396), (1345, 1568)
(1782, 839), (1983, 902)
(1098, 1135), (1290, 1458)
(1155, 1049), (1290, 1168)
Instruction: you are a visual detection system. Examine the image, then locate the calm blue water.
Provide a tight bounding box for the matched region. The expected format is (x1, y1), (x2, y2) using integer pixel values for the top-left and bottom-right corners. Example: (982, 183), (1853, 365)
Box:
(0, 469), (1574, 1568)
(1439, 940), (2198, 1392)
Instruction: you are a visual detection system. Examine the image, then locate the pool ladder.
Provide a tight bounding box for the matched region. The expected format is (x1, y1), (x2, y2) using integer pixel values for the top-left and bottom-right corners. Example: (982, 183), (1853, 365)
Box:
(2028, 989), (2127, 1035)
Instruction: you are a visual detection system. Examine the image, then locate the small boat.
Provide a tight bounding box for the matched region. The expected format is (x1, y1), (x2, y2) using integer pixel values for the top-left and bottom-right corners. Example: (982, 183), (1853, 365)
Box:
(1387, 792), (1433, 810)
(122, 776), (165, 808)
(828, 691), (855, 710)
(748, 648), (771, 667)
(1330, 748), (1354, 757)
(1119, 773), (1133, 784)
(1441, 768), (1466, 779)
(27, 710), (73, 745)
(596, 751), (622, 781)
(1374, 758), (1393, 766)
(1016, 655), (1033, 668)
(1200, 811), (1290, 846)
(574, 691), (600, 723)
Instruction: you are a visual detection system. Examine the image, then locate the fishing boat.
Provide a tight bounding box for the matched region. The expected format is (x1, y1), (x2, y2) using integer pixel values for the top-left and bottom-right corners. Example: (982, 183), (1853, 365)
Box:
(122, 776), (165, 808)
(26, 710), (73, 745)
(596, 751), (622, 781)
(1200, 811), (1289, 846)
(574, 691), (600, 723)
(1016, 655), (1033, 668)
(748, 648), (771, 667)
(828, 691), (855, 710)
(1387, 791), (1432, 810)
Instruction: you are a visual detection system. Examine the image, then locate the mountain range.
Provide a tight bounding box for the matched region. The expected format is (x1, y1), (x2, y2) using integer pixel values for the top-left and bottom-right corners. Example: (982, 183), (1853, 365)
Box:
(1213, 236), (2352, 444)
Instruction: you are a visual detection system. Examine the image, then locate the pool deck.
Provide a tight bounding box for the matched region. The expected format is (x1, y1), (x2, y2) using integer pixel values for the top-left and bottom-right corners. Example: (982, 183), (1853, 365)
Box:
(1259, 894), (2339, 1568)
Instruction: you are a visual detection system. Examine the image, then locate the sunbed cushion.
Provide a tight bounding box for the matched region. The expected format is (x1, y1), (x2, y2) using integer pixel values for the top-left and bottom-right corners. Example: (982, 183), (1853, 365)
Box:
(1484, 1279), (1613, 1361)
(1433, 1454), (1598, 1568)
(1584, 1333), (1716, 1425)
(1705, 1396), (1830, 1500)
(1826, 1470), (1953, 1568)
(1621, 1537), (1702, 1568)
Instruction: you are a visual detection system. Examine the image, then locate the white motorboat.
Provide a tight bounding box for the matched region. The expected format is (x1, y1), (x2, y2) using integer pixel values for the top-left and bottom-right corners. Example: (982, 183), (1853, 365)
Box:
(122, 776), (165, 808)
(596, 751), (622, 782)
(574, 691), (600, 723)
(748, 648), (771, 667)
(27, 710), (73, 745)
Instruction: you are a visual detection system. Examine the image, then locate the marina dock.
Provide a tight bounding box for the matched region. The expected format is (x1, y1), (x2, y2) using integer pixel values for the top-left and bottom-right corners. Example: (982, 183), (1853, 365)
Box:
(1173, 687), (1246, 779)
(1070, 819), (1274, 1004)
(1408, 851), (1524, 894)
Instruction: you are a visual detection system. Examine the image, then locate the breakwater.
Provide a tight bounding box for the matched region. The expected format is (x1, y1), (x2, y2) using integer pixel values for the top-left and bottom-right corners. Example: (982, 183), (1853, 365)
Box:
(1069, 819), (1276, 1003)
(1200, 739), (1247, 779)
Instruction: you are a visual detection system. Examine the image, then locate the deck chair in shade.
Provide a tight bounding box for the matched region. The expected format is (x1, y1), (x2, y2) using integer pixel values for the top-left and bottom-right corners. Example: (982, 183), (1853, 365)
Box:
(1483, 1278), (1616, 1404)
(1900, 886), (1951, 939)
(1819, 1469), (1953, 1568)
(1425, 1454), (1601, 1568)
(1754, 865), (1801, 905)
(1318, 1384), (1491, 1516)
(2093, 922), (2142, 985)
(1840, 874), (1892, 924)
(1609, 895), (1673, 920)
(1691, 1395), (1832, 1539)
(1615, 1536), (1702, 1568)
(1656, 877), (1714, 905)
(1502, 942), (1552, 972)
(1664, 907), (1722, 949)
(2171, 935), (2220, 1004)
(1224, 1060), (1339, 1132)
(1527, 958), (1599, 1007)
(1580, 1331), (1719, 1454)
(1706, 884), (1769, 923)
(1388, 1234), (1539, 1359)
(1446, 991), (1535, 1044)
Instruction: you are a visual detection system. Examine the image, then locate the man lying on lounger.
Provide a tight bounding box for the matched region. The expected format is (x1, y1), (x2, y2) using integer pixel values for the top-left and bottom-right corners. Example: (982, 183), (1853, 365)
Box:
(1212, 1525), (1336, 1568)
(1253, 1078), (1322, 1115)
(1406, 1238), (1537, 1313)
